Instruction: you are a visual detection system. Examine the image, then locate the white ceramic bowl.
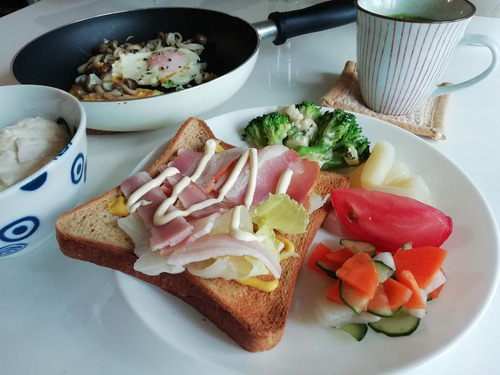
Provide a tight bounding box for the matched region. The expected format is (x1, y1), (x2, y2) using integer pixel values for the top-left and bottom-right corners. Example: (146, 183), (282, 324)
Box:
(0, 85), (87, 259)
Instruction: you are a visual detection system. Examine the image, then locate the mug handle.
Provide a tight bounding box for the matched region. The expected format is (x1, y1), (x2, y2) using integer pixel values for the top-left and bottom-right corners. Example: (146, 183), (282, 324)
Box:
(431, 34), (499, 97)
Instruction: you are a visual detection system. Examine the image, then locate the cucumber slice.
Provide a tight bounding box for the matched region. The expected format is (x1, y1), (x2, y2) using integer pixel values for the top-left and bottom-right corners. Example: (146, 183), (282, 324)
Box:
(401, 242), (413, 250)
(368, 309), (420, 337)
(339, 280), (370, 314)
(367, 284), (394, 318)
(373, 251), (395, 270)
(339, 323), (368, 341)
(314, 294), (381, 328)
(315, 261), (338, 279)
(340, 239), (377, 256)
(374, 260), (394, 283)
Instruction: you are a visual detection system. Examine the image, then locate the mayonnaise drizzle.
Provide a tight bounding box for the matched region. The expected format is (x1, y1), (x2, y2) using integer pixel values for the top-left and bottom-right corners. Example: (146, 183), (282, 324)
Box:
(154, 146), (255, 225)
(126, 167), (180, 213)
(276, 168), (293, 195)
(244, 148), (258, 209)
(190, 139), (219, 182)
(127, 139), (293, 227)
(230, 205), (262, 242)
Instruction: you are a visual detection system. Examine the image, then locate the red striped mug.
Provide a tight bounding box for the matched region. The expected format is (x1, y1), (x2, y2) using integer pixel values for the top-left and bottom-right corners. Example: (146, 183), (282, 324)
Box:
(355, 0), (499, 116)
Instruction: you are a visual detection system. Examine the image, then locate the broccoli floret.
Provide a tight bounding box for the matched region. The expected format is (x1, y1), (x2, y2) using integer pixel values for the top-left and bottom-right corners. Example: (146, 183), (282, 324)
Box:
(296, 101), (322, 122)
(276, 101), (322, 149)
(242, 105), (371, 171)
(241, 112), (292, 148)
(241, 121), (268, 149)
(295, 109), (371, 170)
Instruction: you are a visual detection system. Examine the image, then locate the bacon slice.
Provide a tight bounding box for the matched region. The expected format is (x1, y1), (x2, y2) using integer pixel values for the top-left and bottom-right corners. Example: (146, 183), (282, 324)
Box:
(120, 171), (193, 250)
(184, 213), (220, 243)
(160, 234), (282, 279)
(161, 173), (231, 218)
(165, 173), (208, 208)
(166, 145), (316, 208)
(168, 149), (203, 176)
(122, 144), (316, 278)
(225, 145), (319, 207)
(192, 147), (245, 193)
(167, 147), (245, 194)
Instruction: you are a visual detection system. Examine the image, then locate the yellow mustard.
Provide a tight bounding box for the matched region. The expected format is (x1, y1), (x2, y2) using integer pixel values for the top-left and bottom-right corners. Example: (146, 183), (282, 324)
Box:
(234, 236), (296, 292)
(276, 236), (295, 256)
(235, 277), (279, 292)
(107, 195), (129, 217)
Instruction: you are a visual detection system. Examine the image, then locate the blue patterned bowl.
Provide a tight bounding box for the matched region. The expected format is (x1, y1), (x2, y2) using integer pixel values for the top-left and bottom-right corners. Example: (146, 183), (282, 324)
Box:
(0, 85), (87, 258)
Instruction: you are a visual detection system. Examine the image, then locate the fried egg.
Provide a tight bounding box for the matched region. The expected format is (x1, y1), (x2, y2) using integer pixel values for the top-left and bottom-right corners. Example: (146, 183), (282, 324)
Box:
(111, 47), (204, 89)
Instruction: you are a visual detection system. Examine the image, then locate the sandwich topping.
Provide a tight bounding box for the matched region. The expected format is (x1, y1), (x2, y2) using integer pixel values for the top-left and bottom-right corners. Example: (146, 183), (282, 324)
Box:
(114, 139), (322, 287)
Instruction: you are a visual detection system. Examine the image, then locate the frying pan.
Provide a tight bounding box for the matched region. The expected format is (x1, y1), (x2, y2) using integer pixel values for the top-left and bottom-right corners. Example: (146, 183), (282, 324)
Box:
(11, 1), (355, 131)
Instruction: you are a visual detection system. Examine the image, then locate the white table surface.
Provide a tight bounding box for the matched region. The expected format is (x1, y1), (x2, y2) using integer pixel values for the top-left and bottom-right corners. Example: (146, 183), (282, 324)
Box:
(1, 1), (499, 374)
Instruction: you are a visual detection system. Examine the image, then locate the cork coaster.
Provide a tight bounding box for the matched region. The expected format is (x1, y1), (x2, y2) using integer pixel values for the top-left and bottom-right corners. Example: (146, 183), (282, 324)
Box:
(320, 61), (451, 140)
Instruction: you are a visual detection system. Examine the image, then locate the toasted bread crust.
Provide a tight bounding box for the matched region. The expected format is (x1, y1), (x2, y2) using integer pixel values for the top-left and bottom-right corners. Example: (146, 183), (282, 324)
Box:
(56, 117), (349, 352)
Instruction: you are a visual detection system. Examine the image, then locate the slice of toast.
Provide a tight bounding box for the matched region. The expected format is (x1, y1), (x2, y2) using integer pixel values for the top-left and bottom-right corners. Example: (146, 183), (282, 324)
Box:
(56, 117), (349, 352)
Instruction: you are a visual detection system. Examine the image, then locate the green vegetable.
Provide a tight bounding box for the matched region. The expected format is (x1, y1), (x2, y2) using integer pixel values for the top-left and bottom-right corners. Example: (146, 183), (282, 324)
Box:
(241, 102), (371, 170)
(250, 193), (308, 234)
(295, 109), (371, 170)
(295, 100), (323, 122)
(241, 112), (292, 148)
(162, 79), (176, 89)
(339, 323), (368, 341)
(315, 261), (339, 279)
(368, 309), (421, 337)
(339, 239), (377, 256)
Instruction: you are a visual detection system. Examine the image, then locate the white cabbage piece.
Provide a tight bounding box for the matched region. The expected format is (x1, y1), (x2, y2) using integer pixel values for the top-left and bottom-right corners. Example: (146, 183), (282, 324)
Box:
(314, 292), (380, 328)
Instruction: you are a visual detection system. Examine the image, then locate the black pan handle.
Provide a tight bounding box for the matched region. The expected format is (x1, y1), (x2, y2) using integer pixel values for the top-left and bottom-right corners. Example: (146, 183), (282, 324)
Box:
(266, 0), (356, 45)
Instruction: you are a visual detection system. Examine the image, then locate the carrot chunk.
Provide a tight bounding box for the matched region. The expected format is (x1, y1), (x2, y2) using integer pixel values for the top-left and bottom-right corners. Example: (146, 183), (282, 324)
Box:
(428, 284), (445, 300)
(393, 246), (447, 289)
(326, 247), (354, 266)
(325, 279), (344, 305)
(336, 252), (378, 299)
(397, 270), (427, 310)
(307, 243), (336, 275)
(382, 277), (412, 310)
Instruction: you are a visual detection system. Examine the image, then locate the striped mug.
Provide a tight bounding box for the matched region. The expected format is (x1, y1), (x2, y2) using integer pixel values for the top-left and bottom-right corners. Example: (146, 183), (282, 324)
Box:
(355, 0), (499, 116)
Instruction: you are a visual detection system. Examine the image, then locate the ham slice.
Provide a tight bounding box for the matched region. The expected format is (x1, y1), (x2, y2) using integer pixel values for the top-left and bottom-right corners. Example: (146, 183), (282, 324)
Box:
(120, 171), (193, 250)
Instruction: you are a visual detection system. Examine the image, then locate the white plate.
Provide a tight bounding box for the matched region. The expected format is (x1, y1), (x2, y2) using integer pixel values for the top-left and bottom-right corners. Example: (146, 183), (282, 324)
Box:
(115, 107), (499, 375)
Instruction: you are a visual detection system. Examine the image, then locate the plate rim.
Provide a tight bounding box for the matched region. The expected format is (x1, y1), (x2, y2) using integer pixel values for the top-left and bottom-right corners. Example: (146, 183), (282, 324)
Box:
(115, 106), (500, 375)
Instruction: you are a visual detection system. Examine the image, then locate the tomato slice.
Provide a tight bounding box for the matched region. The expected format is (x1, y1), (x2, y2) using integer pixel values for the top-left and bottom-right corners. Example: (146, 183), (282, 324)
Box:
(330, 188), (452, 253)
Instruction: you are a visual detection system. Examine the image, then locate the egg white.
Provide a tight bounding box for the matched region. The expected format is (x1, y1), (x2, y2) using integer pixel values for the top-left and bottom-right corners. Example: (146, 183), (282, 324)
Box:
(111, 47), (204, 88)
